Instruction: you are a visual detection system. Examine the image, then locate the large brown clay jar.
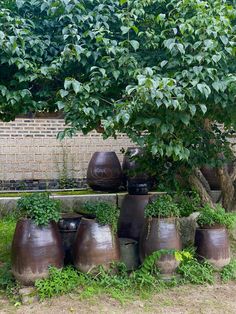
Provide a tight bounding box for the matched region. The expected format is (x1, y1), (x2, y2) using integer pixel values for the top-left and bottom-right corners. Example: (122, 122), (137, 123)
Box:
(11, 219), (64, 285)
(87, 152), (122, 192)
(73, 218), (120, 273)
(139, 218), (181, 276)
(194, 227), (230, 268)
(118, 194), (151, 241)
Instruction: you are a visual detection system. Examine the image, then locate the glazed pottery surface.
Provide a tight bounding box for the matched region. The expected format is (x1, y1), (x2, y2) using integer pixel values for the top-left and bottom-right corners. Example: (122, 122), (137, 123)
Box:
(122, 147), (152, 193)
(139, 218), (181, 275)
(73, 218), (120, 272)
(87, 151), (122, 191)
(118, 194), (152, 241)
(119, 238), (140, 271)
(195, 227), (230, 268)
(58, 213), (82, 265)
(11, 219), (64, 285)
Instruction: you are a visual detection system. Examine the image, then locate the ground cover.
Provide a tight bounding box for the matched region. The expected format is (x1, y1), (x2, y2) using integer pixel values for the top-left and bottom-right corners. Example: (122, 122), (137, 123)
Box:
(1, 213), (236, 313)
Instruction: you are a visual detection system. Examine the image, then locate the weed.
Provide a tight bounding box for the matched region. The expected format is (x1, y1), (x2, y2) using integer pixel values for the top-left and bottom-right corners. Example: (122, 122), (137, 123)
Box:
(178, 258), (215, 285)
(220, 259), (236, 283)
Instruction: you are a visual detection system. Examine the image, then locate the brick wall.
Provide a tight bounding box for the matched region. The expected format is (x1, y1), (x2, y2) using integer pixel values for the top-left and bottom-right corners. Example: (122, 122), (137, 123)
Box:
(0, 118), (132, 190)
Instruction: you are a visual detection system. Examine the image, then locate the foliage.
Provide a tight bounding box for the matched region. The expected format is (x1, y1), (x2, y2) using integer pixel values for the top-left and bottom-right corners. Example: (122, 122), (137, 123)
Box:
(0, 215), (16, 263)
(17, 193), (61, 226)
(145, 194), (179, 218)
(197, 204), (236, 229)
(0, 0), (235, 170)
(220, 259), (236, 282)
(0, 263), (20, 304)
(175, 191), (201, 217)
(35, 266), (82, 300)
(82, 201), (119, 233)
(178, 258), (215, 285)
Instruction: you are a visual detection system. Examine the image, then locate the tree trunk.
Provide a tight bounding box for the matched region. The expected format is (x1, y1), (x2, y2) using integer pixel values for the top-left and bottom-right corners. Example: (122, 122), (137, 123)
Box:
(217, 164), (236, 212)
(188, 169), (214, 207)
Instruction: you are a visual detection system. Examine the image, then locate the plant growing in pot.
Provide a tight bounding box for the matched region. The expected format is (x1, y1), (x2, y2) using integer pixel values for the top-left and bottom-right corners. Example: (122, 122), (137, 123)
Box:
(139, 194), (181, 277)
(73, 202), (120, 273)
(11, 193), (64, 285)
(195, 204), (236, 268)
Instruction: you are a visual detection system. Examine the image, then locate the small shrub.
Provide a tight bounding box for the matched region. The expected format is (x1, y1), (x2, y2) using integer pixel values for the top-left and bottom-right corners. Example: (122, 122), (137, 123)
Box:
(178, 258), (215, 285)
(82, 202), (119, 233)
(17, 193), (61, 226)
(220, 259), (236, 283)
(35, 266), (82, 300)
(145, 194), (179, 218)
(0, 263), (20, 304)
(175, 191), (201, 217)
(197, 204), (236, 229)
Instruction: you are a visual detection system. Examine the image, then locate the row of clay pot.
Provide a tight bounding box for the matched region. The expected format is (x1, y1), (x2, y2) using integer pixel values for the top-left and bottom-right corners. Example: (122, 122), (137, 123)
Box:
(118, 194), (231, 270)
(11, 217), (121, 285)
(87, 149), (152, 194)
(87, 150), (229, 194)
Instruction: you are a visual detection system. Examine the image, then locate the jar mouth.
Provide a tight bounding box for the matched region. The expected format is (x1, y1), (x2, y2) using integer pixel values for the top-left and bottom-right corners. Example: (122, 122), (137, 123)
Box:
(94, 151), (116, 154)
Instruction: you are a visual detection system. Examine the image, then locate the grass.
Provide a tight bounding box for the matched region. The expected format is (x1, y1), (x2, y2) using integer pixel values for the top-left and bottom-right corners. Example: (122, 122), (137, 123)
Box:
(0, 216), (16, 264)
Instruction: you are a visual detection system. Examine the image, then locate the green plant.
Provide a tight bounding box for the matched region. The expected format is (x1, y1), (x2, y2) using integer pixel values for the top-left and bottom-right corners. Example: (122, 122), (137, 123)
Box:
(0, 215), (17, 263)
(145, 195), (179, 218)
(0, 263), (20, 304)
(220, 259), (236, 283)
(35, 266), (82, 300)
(197, 204), (236, 229)
(17, 193), (61, 226)
(175, 191), (201, 217)
(82, 202), (119, 233)
(178, 258), (215, 285)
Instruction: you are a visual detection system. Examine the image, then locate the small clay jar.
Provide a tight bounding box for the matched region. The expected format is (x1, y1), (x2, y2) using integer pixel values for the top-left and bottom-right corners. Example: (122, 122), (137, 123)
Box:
(194, 226), (230, 268)
(139, 217), (181, 276)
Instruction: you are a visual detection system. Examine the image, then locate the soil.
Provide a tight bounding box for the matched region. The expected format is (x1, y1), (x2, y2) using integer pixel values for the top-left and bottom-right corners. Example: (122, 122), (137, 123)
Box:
(1, 283), (236, 314)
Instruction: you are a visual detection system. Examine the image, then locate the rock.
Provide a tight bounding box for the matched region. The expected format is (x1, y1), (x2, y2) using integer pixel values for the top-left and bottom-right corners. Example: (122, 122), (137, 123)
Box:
(178, 214), (198, 248)
(19, 287), (38, 305)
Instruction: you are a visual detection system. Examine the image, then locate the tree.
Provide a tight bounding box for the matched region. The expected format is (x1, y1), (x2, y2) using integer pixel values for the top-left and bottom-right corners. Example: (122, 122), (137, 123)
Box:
(0, 0), (236, 209)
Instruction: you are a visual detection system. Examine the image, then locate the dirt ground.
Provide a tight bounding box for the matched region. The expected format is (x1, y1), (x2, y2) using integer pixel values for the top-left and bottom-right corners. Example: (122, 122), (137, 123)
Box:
(1, 283), (236, 314)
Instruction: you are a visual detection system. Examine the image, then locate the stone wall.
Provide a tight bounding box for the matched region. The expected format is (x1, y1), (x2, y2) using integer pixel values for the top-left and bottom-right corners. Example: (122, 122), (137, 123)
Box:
(0, 118), (132, 190)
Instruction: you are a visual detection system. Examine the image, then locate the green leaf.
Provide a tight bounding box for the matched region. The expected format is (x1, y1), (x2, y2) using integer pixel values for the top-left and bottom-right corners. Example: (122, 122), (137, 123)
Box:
(199, 104), (207, 114)
(64, 79), (73, 90)
(130, 40), (139, 51)
(121, 26), (130, 34)
(56, 101), (65, 110)
(72, 80), (82, 94)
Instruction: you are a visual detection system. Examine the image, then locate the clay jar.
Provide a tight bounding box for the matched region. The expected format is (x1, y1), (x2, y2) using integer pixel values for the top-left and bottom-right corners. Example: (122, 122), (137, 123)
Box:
(58, 213), (82, 265)
(73, 218), (120, 273)
(87, 152), (122, 192)
(11, 219), (64, 285)
(139, 218), (181, 276)
(118, 194), (152, 241)
(122, 147), (151, 194)
(194, 226), (230, 268)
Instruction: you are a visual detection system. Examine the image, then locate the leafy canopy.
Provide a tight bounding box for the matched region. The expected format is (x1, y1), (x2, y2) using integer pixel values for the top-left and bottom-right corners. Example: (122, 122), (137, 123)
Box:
(0, 0), (236, 166)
